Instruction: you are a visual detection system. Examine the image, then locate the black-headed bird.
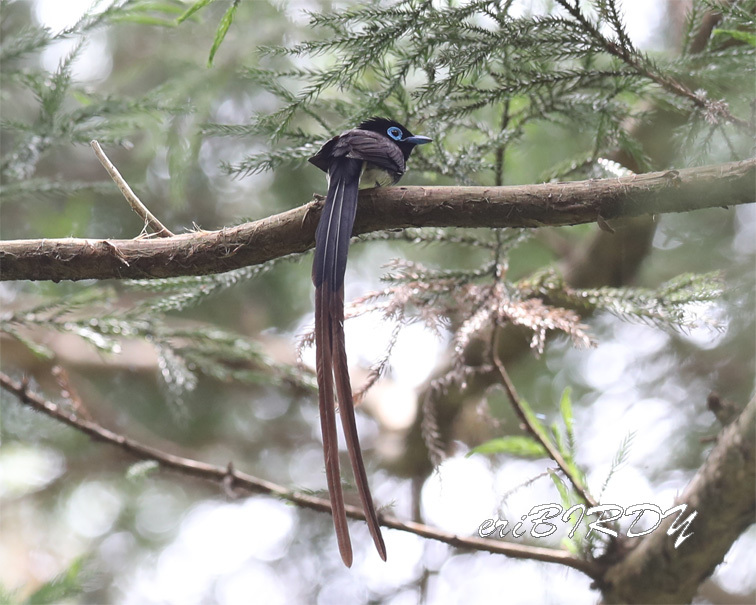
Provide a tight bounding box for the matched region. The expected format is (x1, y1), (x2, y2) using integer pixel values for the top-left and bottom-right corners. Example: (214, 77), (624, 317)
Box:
(309, 117), (431, 566)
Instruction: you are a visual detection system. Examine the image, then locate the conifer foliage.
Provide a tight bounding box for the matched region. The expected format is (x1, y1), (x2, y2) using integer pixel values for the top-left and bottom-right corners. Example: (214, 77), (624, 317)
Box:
(1, 1), (753, 602)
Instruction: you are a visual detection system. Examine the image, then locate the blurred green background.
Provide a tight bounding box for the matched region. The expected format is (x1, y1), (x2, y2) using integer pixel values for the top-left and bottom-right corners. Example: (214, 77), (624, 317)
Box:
(1, 1), (754, 603)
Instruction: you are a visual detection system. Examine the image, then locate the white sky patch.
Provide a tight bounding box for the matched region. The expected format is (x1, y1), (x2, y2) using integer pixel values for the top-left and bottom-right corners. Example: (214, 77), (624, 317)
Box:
(623, 0), (667, 50)
(124, 498), (294, 605)
(580, 341), (631, 390)
(711, 528), (756, 596)
(347, 312), (443, 388)
(579, 394), (678, 474)
(390, 322), (445, 387)
(733, 203), (756, 256)
(361, 528), (425, 589)
(422, 454), (497, 535)
(274, 0), (313, 26)
(35, 0), (113, 81)
(510, 0), (666, 50)
(35, 0), (95, 31)
(66, 481), (123, 539)
(0, 444), (65, 498)
(40, 34), (113, 82)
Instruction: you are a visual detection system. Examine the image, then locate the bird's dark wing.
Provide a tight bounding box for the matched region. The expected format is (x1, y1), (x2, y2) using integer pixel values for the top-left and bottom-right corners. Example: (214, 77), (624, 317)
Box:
(336, 129), (406, 176)
(309, 129), (406, 178)
(312, 155), (387, 566)
(308, 136), (339, 173)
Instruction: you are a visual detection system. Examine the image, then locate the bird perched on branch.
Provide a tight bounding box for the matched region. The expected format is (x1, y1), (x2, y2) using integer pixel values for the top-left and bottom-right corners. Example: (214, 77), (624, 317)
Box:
(309, 117), (431, 567)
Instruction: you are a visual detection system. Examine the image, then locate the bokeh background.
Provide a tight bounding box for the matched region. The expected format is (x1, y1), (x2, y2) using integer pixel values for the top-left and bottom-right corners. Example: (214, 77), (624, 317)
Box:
(1, 1), (754, 603)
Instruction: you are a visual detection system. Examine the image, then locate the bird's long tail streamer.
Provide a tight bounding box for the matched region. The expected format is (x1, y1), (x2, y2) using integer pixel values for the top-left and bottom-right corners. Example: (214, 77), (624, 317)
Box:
(312, 157), (387, 566)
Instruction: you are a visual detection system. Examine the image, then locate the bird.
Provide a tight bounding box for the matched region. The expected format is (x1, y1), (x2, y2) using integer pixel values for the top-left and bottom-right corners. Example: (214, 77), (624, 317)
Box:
(309, 117), (431, 567)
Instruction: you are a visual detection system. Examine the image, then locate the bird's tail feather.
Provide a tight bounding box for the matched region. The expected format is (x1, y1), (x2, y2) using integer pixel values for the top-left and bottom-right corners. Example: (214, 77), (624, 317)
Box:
(312, 157), (387, 565)
(330, 287), (388, 561)
(315, 285), (352, 566)
(312, 158), (362, 290)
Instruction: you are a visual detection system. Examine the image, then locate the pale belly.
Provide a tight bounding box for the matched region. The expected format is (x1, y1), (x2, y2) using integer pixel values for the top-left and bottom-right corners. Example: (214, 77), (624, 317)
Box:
(359, 163), (402, 190)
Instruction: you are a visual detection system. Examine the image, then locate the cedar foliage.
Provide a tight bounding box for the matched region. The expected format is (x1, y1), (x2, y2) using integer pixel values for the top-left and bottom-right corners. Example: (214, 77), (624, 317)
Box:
(1, 0), (753, 601)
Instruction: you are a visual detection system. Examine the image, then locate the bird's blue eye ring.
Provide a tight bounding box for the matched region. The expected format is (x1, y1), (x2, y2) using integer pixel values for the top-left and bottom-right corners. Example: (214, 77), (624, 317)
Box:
(387, 126), (403, 141)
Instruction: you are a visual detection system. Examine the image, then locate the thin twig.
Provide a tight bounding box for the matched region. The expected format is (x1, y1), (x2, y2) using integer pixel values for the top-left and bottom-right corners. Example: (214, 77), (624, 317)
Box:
(493, 99), (510, 187)
(52, 365), (92, 421)
(90, 140), (174, 238)
(0, 370), (601, 578)
(491, 327), (598, 508)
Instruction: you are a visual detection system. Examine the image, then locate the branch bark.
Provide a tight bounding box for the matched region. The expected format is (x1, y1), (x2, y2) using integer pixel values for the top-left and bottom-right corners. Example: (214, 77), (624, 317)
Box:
(1, 159), (753, 282)
(599, 396), (756, 604)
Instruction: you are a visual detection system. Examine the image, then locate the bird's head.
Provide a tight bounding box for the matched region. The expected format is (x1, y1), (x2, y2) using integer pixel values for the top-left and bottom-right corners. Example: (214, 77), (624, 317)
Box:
(357, 117), (432, 158)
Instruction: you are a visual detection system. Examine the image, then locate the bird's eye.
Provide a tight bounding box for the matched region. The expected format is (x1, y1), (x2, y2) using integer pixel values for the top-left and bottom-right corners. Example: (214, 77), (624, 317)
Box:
(386, 126), (403, 141)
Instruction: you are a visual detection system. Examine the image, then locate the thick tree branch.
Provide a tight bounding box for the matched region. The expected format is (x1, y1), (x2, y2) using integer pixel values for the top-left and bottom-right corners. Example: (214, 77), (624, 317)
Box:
(1, 159), (753, 282)
(599, 396), (756, 604)
(0, 370), (600, 578)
